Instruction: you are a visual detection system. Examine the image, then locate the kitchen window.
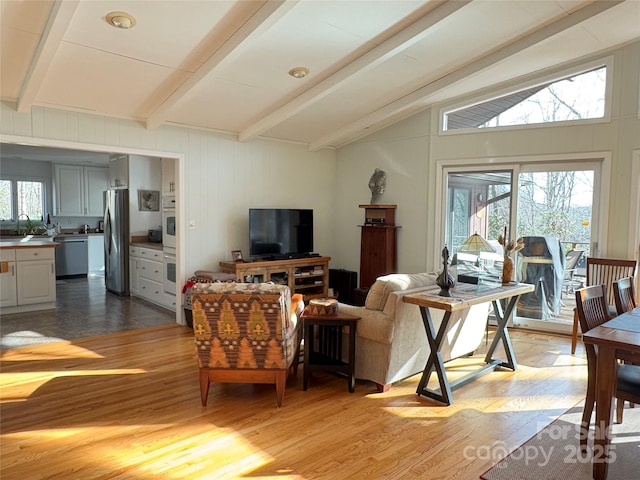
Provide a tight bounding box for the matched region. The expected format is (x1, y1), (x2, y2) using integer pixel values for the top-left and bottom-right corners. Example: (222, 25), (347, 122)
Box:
(0, 177), (46, 223)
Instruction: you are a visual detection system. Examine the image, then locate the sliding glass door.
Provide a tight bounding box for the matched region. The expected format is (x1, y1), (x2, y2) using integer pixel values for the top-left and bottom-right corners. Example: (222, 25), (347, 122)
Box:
(444, 160), (601, 334)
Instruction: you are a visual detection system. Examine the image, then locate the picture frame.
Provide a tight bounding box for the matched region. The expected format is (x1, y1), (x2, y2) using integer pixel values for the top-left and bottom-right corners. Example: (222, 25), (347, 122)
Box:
(137, 189), (160, 211)
(231, 250), (244, 262)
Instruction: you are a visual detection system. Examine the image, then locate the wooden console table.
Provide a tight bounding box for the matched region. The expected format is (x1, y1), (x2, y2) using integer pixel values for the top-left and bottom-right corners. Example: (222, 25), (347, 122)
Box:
(219, 256), (331, 300)
(403, 282), (534, 405)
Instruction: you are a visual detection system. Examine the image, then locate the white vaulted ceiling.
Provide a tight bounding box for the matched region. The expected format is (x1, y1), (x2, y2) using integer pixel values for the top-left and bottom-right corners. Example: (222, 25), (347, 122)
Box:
(1, 0), (639, 151)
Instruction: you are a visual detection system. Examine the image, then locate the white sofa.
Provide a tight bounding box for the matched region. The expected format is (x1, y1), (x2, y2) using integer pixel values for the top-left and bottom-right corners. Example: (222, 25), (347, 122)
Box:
(338, 272), (491, 392)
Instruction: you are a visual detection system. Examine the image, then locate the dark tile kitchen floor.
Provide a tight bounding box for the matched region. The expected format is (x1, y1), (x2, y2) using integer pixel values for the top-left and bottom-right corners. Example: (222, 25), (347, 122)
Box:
(0, 275), (177, 351)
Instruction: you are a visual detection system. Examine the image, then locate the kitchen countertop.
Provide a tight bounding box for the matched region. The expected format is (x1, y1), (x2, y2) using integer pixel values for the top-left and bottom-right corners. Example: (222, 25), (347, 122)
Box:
(55, 232), (104, 237)
(0, 239), (61, 248)
(130, 242), (164, 250)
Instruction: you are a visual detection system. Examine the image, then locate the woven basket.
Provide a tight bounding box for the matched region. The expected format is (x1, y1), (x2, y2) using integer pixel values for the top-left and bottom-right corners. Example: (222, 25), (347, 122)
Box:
(307, 298), (338, 316)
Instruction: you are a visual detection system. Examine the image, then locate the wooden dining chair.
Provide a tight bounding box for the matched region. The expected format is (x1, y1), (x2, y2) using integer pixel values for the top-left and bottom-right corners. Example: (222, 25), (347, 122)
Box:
(575, 284), (640, 448)
(571, 257), (637, 354)
(613, 276), (637, 314)
(613, 276), (638, 415)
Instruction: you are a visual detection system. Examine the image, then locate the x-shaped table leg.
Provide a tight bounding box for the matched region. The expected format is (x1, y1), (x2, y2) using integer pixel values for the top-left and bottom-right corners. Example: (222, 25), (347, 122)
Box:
(416, 294), (520, 405)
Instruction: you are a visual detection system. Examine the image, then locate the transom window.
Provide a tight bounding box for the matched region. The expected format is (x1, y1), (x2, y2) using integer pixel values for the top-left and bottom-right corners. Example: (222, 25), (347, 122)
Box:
(444, 66), (607, 131)
(0, 178), (45, 223)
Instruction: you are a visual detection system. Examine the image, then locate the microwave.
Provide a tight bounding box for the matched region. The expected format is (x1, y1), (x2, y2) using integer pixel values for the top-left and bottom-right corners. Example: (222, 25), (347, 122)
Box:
(162, 195), (176, 209)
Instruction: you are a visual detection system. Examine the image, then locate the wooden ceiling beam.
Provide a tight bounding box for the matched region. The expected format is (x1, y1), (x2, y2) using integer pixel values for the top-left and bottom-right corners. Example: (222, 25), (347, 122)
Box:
(146, 0), (299, 130)
(17, 0), (79, 113)
(309, 0), (624, 151)
(238, 0), (471, 142)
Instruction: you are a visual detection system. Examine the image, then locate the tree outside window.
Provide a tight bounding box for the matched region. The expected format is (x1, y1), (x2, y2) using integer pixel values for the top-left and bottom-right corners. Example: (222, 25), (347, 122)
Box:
(0, 180), (11, 220)
(0, 179), (45, 223)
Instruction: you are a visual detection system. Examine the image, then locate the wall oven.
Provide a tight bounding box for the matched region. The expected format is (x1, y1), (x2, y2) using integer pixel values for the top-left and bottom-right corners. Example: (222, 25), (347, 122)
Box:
(163, 249), (176, 296)
(162, 195), (176, 249)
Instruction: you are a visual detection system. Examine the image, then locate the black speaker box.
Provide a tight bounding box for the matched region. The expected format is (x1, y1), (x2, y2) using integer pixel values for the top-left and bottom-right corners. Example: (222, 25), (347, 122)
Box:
(329, 269), (357, 305)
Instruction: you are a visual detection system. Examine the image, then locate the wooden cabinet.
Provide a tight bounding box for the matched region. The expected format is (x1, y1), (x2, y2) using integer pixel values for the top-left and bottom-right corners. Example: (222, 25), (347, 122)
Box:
(129, 245), (167, 308)
(54, 164), (108, 216)
(162, 158), (176, 194)
(109, 154), (129, 188)
(359, 205), (399, 289)
(220, 257), (331, 300)
(1, 247), (56, 312)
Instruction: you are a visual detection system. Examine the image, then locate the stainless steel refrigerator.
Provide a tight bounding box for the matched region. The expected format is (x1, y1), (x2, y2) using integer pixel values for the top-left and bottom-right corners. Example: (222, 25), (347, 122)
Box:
(104, 189), (130, 295)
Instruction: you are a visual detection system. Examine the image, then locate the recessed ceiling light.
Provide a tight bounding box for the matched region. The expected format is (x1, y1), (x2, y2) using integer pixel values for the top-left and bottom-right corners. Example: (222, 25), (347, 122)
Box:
(106, 11), (136, 29)
(288, 67), (309, 79)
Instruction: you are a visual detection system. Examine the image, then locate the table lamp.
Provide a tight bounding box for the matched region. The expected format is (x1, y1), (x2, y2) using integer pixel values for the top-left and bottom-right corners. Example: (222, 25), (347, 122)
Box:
(458, 233), (495, 268)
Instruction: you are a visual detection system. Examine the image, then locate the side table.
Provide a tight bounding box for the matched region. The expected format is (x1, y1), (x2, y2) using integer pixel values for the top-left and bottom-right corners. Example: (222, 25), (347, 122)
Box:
(301, 307), (360, 392)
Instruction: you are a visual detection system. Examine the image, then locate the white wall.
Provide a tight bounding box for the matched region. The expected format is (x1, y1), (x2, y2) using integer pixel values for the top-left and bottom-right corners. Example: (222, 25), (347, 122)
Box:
(0, 106), (338, 295)
(335, 41), (640, 275)
(333, 111), (432, 275)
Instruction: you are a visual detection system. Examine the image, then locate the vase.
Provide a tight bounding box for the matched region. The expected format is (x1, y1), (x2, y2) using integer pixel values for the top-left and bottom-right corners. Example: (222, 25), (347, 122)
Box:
(502, 255), (515, 284)
(436, 246), (456, 297)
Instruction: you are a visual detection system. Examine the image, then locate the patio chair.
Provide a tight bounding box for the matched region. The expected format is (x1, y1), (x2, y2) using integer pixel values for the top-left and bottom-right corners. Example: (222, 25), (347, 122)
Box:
(575, 284), (640, 447)
(570, 257), (637, 354)
(562, 249), (584, 295)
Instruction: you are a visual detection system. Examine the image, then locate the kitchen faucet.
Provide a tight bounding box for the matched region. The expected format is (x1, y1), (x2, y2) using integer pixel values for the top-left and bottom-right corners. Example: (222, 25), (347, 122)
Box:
(16, 214), (30, 236)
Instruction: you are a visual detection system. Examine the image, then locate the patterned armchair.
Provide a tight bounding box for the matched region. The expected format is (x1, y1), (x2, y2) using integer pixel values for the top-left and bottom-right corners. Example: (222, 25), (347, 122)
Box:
(190, 282), (304, 407)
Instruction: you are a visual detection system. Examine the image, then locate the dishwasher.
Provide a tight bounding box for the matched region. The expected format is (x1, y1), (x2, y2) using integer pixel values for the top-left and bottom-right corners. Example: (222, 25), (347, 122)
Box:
(54, 236), (89, 278)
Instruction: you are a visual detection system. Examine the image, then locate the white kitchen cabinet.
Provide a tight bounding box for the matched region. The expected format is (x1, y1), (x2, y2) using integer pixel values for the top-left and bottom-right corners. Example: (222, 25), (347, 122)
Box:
(109, 154), (129, 188)
(0, 247), (56, 312)
(0, 250), (17, 307)
(54, 164), (108, 217)
(162, 158), (176, 194)
(54, 164), (84, 216)
(88, 235), (105, 275)
(84, 167), (109, 216)
(129, 246), (168, 309)
(129, 262), (139, 296)
(163, 292), (177, 311)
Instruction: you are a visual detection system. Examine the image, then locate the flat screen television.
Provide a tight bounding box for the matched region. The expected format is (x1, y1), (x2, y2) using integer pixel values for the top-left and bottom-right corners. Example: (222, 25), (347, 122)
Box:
(249, 208), (314, 259)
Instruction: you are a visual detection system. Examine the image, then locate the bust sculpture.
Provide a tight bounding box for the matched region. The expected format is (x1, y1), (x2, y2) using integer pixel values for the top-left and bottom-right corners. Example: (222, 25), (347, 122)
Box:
(368, 168), (386, 204)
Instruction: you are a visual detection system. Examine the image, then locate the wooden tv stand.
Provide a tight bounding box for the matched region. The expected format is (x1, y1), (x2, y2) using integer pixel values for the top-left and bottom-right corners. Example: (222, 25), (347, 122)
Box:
(219, 256), (331, 300)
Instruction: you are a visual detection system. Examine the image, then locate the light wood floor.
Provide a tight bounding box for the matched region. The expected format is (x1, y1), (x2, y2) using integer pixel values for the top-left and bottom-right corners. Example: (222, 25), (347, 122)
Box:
(1, 325), (589, 480)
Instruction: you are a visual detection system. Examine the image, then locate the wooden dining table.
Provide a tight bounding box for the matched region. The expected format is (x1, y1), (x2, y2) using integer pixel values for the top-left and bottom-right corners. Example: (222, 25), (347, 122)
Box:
(582, 306), (640, 480)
